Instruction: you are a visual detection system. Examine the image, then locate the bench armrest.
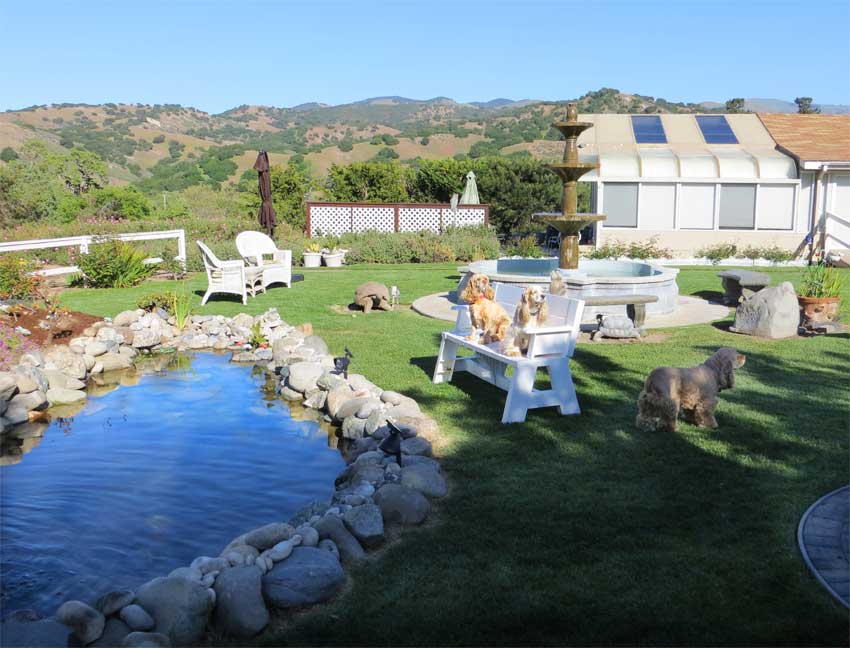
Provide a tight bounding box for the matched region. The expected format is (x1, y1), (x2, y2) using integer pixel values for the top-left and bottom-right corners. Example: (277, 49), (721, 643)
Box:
(525, 324), (574, 335)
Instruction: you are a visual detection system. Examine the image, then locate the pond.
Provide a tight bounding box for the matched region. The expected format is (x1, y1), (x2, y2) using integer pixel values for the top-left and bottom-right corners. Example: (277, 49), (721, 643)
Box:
(0, 353), (344, 614)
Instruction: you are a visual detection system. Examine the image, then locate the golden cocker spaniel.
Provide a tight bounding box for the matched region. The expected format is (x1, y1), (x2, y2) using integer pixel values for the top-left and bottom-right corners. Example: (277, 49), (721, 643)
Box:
(460, 273), (511, 345)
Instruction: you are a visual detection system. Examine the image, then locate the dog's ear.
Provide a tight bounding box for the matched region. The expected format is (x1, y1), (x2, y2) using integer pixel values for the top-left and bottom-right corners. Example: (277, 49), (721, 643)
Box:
(537, 300), (548, 325)
(713, 348), (739, 390)
(484, 285), (495, 300)
(736, 353), (746, 368)
(517, 298), (531, 326)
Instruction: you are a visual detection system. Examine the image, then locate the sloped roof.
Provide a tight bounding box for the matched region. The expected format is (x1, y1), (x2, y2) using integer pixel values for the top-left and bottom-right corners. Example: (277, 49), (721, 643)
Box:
(575, 113), (796, 180)
(758, 113), (850, 163)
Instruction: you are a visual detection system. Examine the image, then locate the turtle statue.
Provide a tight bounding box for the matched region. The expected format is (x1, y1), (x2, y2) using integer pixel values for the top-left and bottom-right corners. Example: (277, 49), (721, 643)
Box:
(591, 313), (644, 341)
(354, 282), (392, 313)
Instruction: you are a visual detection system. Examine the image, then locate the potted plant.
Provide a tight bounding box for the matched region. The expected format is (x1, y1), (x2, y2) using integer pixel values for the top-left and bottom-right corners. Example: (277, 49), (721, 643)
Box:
(303, 242), (323, 268)
(322, 247), (345, 267)
(798, 264), (844, 327)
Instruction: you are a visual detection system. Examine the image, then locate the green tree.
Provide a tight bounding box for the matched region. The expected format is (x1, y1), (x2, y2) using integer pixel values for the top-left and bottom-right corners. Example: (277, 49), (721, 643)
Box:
(240, 161), (316, 230)
(795, 97), (821, 114)
(380, 133), (399, 146)
(325, 161), (410, 202)
(725, 98), (746, 113)
(338, 137), (354, 152)
(93, 185), (152, 220)
(0, 147), (18, 162)
(371, 147), (399, 162)
(152, 134), (166, 144)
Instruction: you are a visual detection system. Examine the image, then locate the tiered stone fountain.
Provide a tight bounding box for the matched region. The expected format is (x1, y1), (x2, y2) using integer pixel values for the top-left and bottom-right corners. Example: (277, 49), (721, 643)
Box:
(533, 102), (605, 269)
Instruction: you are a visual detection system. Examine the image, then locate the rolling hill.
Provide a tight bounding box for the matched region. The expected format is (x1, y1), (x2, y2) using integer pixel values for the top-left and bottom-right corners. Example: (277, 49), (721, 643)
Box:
(1, 88), (846, 187)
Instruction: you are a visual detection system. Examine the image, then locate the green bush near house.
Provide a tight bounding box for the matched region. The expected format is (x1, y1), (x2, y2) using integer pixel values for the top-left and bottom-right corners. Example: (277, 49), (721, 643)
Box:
(696, 242), (738, 264)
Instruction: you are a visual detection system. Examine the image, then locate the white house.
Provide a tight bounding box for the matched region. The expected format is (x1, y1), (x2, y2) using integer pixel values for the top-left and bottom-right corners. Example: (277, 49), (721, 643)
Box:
(575, 112), (850, 259)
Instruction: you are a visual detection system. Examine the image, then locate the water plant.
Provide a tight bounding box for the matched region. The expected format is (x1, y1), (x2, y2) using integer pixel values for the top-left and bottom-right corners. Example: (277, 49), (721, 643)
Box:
(170, 286), (193, 331)
(249, 321), (267, 347)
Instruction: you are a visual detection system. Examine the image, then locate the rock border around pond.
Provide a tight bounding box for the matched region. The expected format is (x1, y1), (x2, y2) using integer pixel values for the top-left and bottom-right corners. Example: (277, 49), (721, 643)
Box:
(0, 307), (446, 647)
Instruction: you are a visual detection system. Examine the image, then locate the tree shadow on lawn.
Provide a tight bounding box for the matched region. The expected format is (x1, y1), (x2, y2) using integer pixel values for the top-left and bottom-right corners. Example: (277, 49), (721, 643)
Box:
(347, 342), (850, 645)
(272, 345), (847, 646)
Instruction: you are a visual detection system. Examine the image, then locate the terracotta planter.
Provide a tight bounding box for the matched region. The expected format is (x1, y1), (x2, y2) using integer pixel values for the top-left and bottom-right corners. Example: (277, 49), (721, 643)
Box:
(797, 295), (840, 326)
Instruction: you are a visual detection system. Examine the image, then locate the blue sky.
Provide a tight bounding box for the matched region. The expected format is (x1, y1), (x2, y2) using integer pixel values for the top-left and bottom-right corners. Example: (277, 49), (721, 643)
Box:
(1, 0), (848, 113)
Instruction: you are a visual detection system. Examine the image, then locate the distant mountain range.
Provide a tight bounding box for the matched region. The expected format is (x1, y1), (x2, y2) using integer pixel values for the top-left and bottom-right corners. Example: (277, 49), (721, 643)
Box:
(1, 88), (846, 187)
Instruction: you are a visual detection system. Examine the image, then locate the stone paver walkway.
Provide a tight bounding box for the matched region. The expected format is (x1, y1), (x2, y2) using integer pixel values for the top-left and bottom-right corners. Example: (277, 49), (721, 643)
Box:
(797, 485), (850, 609)
(411, 291), (729, 330)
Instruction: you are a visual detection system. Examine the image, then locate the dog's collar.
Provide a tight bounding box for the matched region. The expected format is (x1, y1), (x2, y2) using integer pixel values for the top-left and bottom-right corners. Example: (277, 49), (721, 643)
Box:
(476, 295), (487, 301)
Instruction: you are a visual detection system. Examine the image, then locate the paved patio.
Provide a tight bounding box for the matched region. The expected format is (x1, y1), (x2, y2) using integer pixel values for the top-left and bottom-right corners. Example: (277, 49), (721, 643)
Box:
(411, 291), (730, 330)
(797, 485), (850, 609)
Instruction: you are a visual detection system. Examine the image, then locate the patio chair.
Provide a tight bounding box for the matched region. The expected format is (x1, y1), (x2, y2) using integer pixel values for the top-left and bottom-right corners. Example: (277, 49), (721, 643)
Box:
(235, 231), (292, 292)
(196, 240), (263, 305)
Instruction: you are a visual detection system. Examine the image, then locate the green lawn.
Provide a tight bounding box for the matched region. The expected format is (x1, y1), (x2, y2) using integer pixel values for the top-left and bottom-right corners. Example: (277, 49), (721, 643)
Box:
(61, 264), (849, 646)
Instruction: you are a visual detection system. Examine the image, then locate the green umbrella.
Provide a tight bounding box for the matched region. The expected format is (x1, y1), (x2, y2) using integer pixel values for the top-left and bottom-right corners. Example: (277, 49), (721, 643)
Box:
(460, 171), (479, 204)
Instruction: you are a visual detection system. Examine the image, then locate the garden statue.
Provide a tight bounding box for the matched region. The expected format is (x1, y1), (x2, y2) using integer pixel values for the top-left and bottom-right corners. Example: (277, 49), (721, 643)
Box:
(354, 282), (392, 313)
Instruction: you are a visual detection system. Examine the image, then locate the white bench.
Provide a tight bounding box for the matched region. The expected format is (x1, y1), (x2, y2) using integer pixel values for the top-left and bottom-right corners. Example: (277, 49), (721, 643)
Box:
(432, 283), (585, 424)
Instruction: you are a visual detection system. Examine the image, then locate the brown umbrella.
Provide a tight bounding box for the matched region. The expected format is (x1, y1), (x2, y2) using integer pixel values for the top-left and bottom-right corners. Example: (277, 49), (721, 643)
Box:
(253, 151), (276, 237)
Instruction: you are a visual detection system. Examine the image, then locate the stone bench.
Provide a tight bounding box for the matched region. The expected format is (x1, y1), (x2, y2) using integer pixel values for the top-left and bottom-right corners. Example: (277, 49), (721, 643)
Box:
(718, 270), (772, 305)
(583, 294), (658, 328)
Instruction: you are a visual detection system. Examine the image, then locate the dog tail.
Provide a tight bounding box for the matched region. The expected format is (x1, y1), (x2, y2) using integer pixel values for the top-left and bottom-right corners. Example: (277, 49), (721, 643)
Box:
(636, 389), (678, 431)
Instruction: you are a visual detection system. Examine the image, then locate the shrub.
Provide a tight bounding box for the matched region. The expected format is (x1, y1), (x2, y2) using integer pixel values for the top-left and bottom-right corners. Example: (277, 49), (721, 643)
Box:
(584, 237), (670, 260)
(94, 186), (152, 220)
(0, 255), (40, 300)
(136, 291), (174, 312)
(152, 134), (166, 144)
(0, 147), (18, 162)
(504, 235), (543, 258)
(759, 245), (796, 264)
(76, 239), (155, 288)
(738, 245), (763, 262)
(696, 243), (737, 265)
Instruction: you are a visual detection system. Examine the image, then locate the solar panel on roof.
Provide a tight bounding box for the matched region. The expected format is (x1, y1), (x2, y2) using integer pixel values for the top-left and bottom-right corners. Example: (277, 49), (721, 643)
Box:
(631, 115), (667, 144)
(696, 115), (739, 144)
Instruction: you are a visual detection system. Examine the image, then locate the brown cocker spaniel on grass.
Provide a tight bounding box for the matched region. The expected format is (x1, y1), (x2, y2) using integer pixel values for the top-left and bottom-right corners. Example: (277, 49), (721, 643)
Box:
(636, 347), (746, 432)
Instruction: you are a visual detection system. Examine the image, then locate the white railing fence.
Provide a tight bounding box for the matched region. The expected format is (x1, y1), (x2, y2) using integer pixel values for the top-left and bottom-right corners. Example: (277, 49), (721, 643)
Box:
(0, 229), (187, 276)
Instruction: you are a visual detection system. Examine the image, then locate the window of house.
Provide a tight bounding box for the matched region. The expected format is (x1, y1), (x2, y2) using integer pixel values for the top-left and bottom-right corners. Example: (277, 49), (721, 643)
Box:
(719, 184), (756, 229)
(696, 115), (739, 144)
(631, 116), (667, 144)
(603, 183), (639, 227)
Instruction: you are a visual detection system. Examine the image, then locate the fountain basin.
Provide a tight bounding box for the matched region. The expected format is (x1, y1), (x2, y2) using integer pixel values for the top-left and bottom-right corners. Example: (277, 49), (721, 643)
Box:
(464, 258), (680, 318)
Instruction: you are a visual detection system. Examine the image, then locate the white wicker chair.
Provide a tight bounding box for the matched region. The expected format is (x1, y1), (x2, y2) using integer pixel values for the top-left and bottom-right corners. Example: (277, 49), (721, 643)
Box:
(235, 231), (292, 292)
(196, 240), (262, 305)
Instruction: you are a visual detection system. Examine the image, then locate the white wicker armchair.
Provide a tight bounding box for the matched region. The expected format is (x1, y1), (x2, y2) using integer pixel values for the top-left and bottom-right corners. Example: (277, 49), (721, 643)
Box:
(196, 240), (262, 305)
(235, 231), (292, 292)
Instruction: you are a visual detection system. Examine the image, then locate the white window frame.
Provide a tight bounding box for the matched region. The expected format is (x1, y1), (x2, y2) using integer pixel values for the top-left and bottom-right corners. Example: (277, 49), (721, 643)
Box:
(597, 177), (800, 234)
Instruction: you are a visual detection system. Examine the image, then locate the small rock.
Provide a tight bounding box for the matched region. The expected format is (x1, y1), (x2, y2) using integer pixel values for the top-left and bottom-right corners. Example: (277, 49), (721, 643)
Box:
(342, 503), (384, 548)
(56, 600), (105, 645)
(121, 631), (172, 647)
(301, 335), (329, 355)
(400, 463), (447, 498)
(189, 556), (229, 575)
(287, 362), (323, 393)
(313, 514), (365, 564)
(341, 415), (367, 439)
(120, 605), (155, 632)
(316, 371), (346, 391)
(295, 525), (319, 547)
(380, 390), (403, 405)
(113, 310), (141, 327)
(243, 522), (294, 551)
(326, 385), (356, 419)
(91, 618), (131, 647)
(99, 352), (133, 372)
(10, 390), (48, 412)
(168, 566), (203, 581)
(401, 436), (433, 457)
(266, 539), (294, 562)
(46, 387), (87, 406)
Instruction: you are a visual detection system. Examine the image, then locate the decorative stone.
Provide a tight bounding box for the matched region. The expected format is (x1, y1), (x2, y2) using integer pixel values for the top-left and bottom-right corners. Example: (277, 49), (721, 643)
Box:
(302, 335), (329, 355)
(262, 547), (345, 608)
(0, 372), (18, 401)
(401, 436), (432, 457)
(313, 513), (365, 564)
(120, 605), (155, 632)
(95, 589), (135, 615)
(326, 385), (356, 419)
(10, 390), (48, 412)
(213, 565), (269, 638)
(373, 484), (430, 525)
(13, 373), (39, 394)
(287, 500), (330, 527)
(243, 522), (294, 551)
(99, 352), (133, 372)
(295, 525), (319, 547)
(121, 631), (172, 647)
(266, 539), (294, 562)
(400, 463), (447, 498)
(335, 397), (372, 422)
(302, 389), (327, 410)
(189, 556), (229, 575)
(279, 385), (303, 401)
(132, 329), (160, 349)
(133, 576), (211, 646)
(347, 374), (382, 396)
(56, 600), (105, 645)
(386, 400), (421, 420)
(168, 566), (202, 581)
(86, 341), (109, 357)
(287, 362), (323, 393)
(730, 281), (800, 339)
(342, 503), (384, 548)
(114, 310), (141, 327)
(91, 618), (132, 647)
(341, 415), (367, 439)
(355, 398), (382, 419)
(380, 390), (403, 405)
(46, 387), (87, 406)
(43, 369), (85, 391)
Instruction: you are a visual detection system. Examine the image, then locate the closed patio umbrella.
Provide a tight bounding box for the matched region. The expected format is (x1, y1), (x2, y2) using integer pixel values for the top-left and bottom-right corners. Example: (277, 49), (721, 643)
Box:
(253, 151), (276, 237)
(460, 170), (479, 204)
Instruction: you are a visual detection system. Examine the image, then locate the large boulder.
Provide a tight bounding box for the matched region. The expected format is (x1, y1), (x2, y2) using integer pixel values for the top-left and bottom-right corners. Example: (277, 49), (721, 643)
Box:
(730, 281), (799, 339)
(99, 352), (133, 372)
(213, 565), (269, 638)
(326, 385), (356, 419)
(120, 605), (155, 632)
(262, 547), (345, 608)
(302, 335), (329, 355)
(132, 328), (160, 349)
(373, 484), (430, 526)
(46, 388), (86, 406)
(56, 600), (105, 645)
(114, 310), (142, 327)
(133, 577), (211, 646)
(43, 347), (86, 380)
(91, 618), (132, 647)
(95, 589), (135, 615)
(287, 362), (324, 393)
(0, 371), (19, 401)
(400, 463), (447, 498)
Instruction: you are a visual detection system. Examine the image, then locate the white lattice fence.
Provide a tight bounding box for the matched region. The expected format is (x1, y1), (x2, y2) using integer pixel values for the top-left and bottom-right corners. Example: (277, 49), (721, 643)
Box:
(353, 206), (395, 233)
(307, 203), (487, 236)
(310, 205), (352, 236)
(399, 207), (442, 232)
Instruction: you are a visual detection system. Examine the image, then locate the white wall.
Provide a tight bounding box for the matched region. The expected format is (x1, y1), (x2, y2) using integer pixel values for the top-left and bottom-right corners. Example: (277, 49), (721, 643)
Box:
(825, 171), (850, 252)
